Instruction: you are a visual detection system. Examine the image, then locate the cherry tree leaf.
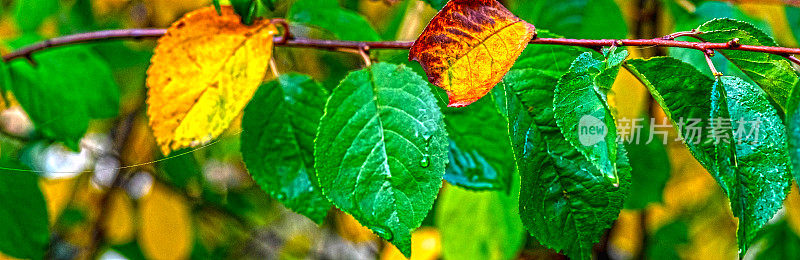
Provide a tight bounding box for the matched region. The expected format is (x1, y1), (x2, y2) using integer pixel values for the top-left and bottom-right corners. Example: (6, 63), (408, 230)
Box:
(241, 74), (331, 223)
(553, 49), (628, 186)
(314, 63), (448, 257)
(146, 6), (277, 154)
(626, 57), (791, 257)
(409, 0), (536, 107)
(697, 18), (798, 111)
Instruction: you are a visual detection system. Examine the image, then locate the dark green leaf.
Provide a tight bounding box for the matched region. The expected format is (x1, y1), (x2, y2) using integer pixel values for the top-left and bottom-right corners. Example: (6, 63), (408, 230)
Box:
(230, 0), (258, 25)
(667, 2), (771, 85)
(496, 48), (631, 258)
(241, 74), (331, 224)
(697, 18), (797, 111)
(443, 96), (515, 191)
(623, 117), (671, 210)
(0, 160), (49, 260)
(8, 46), (120, 149)
(288, 0), (381, 41)
(626, 57), (791, 257)
(314, 62), (448, 257)
(436, 184), (524, 260)
(788, 81), (800, 185)
(554, 49), (628, 186)
(511, 0), (627, 39)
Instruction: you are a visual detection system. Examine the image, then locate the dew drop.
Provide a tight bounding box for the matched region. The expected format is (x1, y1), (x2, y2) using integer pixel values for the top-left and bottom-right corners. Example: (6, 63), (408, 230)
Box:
(275, 193), (286, 200)
(420, 155), (430, 168)
(373, 226), (394, 240)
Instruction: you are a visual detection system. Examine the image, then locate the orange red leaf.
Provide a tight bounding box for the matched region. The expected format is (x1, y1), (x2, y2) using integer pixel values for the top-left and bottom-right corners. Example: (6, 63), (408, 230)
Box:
(409, 0), (536, 107)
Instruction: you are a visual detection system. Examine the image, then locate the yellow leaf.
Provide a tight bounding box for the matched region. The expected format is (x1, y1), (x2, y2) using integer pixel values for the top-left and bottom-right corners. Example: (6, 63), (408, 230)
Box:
(380, 227), (441, 260)
(39, 177), (77, 224)
(334, 210), (377, 244)
(147, 6), (277, 154)
(101, 190), (135, 244)
(138, 183), (193, 260)
(409, 0), (535, 107)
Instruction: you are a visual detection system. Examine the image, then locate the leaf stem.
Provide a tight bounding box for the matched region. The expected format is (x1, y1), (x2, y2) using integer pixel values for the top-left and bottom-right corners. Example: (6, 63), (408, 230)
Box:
(5, 29), (800, 66)
(704, 50), (722, 77)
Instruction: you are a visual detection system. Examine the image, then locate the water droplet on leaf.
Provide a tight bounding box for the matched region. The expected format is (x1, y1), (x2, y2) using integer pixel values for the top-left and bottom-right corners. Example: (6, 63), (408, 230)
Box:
(372, 226), (394, 240)
(420, 155), (430, 168)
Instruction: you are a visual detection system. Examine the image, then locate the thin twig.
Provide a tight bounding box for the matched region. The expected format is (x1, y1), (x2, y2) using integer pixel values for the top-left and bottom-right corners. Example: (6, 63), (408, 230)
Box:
(661, 29), (702, 41)
(705, 50), (723, 77)
(269, 58), (280, 78)
(358, 45), (372, 67)
(6, 29), (800, 64)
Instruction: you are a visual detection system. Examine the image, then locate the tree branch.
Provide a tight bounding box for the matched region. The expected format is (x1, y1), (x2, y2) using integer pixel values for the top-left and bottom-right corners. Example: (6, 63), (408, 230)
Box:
(4, 28), (800, 65)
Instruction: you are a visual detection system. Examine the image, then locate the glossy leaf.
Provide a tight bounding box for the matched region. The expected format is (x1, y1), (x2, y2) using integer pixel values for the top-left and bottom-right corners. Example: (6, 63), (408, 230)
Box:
(436, 184), (524, 260)
(9, 46), (120, 149)
(314, 63), (448, 257)
(241, 74), (331, 223)
(443, 96), (515, 191)
(511, 0), (627, 40)
(146, 6), (277, 154)
(409, 0), (536, 107)
(553, 49), (628, 186)
(495, 45), (631, 258)
(788, 81), (800, 185)
(0, 161), (49, 260)
(626, 57), (791, 256)
(667, 2), (769, 81)
(288, 0), (381, 41)
(697, 18), (798, 111)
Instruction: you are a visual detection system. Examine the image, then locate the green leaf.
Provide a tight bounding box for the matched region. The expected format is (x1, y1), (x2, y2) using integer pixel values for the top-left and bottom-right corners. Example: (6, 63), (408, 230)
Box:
(288, 0), (381, 41)
(753, 220), (800, 260)
(422, 0), (447, 10)
(0, 160), (49, 260)
(697, 18), (798, 111)
(496, 62), (630, 259)
(626, 57), (791, 257)
(8, 46), (120, 149)
(647, 220), (689, 260)
(314, 62), (448, 257)
(13, 0), (59, 31)
(511, 0), (627, 39)
(667, 2), (770, 84)
(436, 184), (524, 260)
(623, 116), (671, 210)
(241, 74), (331, 224)
(553, 49), (628, 186)
(230, 0), (258, 25)
(443, 96), (515, 191)
(788, 81), (800, 185)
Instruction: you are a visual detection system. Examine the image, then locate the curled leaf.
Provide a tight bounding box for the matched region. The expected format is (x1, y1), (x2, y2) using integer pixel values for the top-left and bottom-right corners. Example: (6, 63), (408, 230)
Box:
(146, 6), (277, 154)
(409, 0), (536, 107)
